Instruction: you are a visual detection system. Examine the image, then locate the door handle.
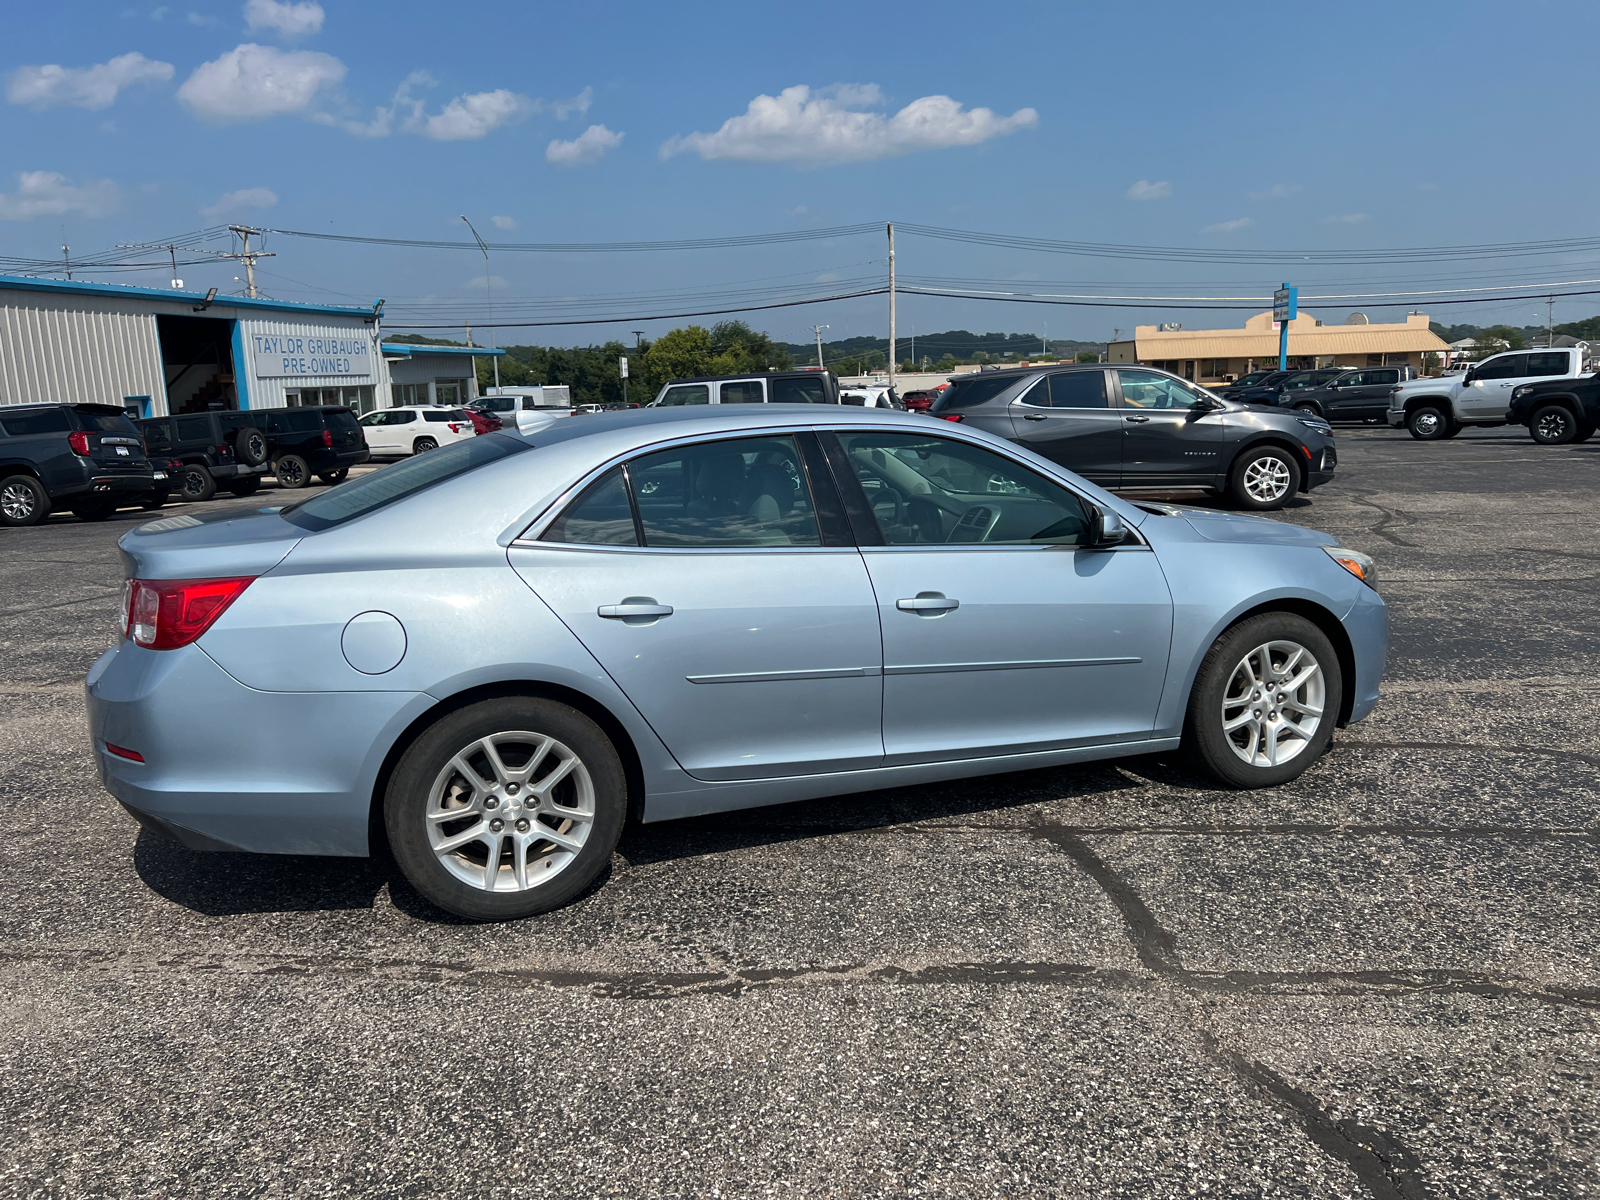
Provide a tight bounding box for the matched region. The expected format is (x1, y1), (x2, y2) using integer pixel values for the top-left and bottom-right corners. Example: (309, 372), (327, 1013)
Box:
(1124, 415), (1150, 423)
(598, 600), (674, 619)
(897, 594), (959, 614)
(1022, 412), (1048, 421)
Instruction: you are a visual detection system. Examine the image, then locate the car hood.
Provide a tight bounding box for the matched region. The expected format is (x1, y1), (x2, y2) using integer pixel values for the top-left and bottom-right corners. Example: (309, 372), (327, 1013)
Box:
(117, 506), (303, 580)
(1141, 504), (1341, 548)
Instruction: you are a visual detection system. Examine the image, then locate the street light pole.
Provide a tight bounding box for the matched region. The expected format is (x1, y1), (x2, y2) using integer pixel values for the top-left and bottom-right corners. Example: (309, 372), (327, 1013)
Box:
(887, 223), (896, 391)
(814, 324), (829, 371)
(461, 216), (500, 391)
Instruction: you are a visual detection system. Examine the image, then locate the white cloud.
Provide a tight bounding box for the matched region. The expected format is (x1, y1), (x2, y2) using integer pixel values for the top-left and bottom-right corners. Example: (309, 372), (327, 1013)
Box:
(1203, 217), (1253, 234)
(1325, 212), (1369, 224)
(187, 11), (217, 24)
(660, 83), (1037, 165)
(551, 86), (591, 119)
(0, 171), (121, 221)
(463, 275), (509, 290)
(1125, 179), (1170, 201)
(243, 0), (324, 35)
(1248, 183), (1301, 200)
(547, 123), (623, 165)
(200, 185), (278, 218)
(178, 43), (344, 121)
(490, 214), (517, 231)
(412, 88), (532, 140)
(7, 52), (174, 110)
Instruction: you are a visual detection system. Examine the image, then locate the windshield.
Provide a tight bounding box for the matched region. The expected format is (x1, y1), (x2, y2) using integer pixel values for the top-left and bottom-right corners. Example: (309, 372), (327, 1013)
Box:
(931, 375), (1024, 411)
(72, 408), (141, 435)
(280, 433), (530, 531)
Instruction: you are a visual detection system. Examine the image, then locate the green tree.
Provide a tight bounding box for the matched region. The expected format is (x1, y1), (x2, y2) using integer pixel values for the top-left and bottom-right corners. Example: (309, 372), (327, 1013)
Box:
(707, 320), (794, 375)
(642, 325), (713, 388)
(932, 354), (958, 371)
(1475, 325), (1526, 354)
(1074, 351), (1100, 363)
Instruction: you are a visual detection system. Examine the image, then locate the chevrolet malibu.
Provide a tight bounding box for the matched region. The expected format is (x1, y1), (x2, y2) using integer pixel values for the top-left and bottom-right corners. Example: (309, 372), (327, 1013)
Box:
(86, 406), (1386, 921)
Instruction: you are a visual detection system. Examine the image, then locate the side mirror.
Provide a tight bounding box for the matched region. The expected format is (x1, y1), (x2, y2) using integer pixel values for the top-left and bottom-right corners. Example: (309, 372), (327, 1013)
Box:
(1462, 369), (1476, 385)
(1193, 396), (1225, 414)
(1088, 505), (1128, 548)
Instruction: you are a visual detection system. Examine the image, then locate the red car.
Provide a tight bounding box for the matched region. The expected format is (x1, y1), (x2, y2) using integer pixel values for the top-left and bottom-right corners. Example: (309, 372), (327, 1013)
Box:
(901, 390), (935, 412)
(461, 407), (503, 435)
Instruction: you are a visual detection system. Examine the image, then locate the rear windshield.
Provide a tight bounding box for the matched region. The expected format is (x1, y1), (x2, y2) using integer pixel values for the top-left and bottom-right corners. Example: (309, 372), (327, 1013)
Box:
(0, 408), (72, 436)
(281, 433), (530, 531)
(424, 409), (470, 422)
(325, 409), (360, 432)
(73, 408), (140, 435)
(932, 375), (1024, 411)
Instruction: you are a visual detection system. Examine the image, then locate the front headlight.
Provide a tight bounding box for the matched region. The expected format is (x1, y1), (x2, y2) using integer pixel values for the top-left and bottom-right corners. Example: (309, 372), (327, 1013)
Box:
(1512, 385), (1531, 399)
(1298, 417), (1332, 434)
(1323, 545), (1377, 588)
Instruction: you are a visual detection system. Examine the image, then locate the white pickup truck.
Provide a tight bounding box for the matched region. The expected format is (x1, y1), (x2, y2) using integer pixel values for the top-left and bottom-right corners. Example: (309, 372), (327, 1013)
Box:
(1387, 346), (1589, 439)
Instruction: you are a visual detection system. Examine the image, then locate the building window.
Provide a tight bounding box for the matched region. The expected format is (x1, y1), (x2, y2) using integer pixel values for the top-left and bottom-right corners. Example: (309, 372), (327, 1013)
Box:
(391, 382), (430, 406)
(1366, 354), (1384, 367)
(1205, 359), (1229, 378)
(434, 378), (468, 405)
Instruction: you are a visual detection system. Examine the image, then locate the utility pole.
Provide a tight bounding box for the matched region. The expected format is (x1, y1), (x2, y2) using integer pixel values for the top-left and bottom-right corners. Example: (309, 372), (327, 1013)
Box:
(227, 226), (275, 299)
(61, 239), (71, 281)
(461, 216), (500, 390)
(887, 223), (896, 390)
(1549, 296), (1556, 347)
(813, 324), (829, 371)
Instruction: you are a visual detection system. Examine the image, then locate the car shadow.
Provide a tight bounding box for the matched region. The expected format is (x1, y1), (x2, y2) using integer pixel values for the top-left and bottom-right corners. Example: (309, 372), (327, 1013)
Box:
(133, 828), (393, 916)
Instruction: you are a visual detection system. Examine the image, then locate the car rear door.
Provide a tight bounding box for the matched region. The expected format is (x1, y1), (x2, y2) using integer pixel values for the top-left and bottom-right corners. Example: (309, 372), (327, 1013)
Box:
(1113, 369), (1226, 484)
(716, 379), (766, 404)
(1351, 369), (1400, 418)
(824, 428), (1172, 763)
(1004, 370), (1123, 486)
(509, 431), (885, 781)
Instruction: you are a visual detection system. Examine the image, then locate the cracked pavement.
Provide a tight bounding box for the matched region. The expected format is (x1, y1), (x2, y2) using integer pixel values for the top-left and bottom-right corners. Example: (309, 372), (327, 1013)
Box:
(1, 427), (1597, 1198)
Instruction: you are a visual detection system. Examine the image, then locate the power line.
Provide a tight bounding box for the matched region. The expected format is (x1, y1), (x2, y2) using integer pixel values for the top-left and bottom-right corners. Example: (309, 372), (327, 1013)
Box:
(258, 223), (881, 254)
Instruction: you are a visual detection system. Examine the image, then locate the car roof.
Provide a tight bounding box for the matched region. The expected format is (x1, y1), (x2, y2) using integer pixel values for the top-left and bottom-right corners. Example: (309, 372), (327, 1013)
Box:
(520, 402), (940, 451)
(948, 364), (1105, 381)
(662, 371), (831, 385)
(5, 401), (128, 413)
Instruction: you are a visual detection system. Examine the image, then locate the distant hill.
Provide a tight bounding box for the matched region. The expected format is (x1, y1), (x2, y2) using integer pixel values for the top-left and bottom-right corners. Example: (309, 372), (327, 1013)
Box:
(781, 329), (1104, 367)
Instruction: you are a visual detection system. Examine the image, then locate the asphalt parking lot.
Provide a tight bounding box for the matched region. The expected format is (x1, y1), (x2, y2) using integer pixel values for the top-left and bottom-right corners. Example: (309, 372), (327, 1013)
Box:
(2, 427), (1597, 1199)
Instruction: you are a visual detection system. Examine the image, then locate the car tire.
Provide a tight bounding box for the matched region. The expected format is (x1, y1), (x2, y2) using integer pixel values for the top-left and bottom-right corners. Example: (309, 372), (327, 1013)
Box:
(1228, 446), (1298, 511)
(1407, 405), (1448, 440)
(0, 475), (50, 527)
(385, 697), (627, 921)
(140, 491), (169, 511)
(1183, 611), (1343, 789)
(233, 426), (269, 467)
(1293, 402), (1322, 417)
(274, 454), (311, 489)
(228, 476), (261, 497)
(317, 467), (349, 485)
(178, 464), (216, 502)
(413, 437), (438, 454)
(1529, 404), (1578, 445)
(71, 498), (118, 522)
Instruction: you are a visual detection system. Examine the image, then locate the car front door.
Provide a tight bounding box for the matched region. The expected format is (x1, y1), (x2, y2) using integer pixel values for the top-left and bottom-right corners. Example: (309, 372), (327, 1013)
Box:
(1113, 369), (1226, 484)
(825, 428), (1172, 764)
(509, 432), (884, 781)
(358, 411), (394, 453)
(1320, 372), (1365, 419)
(1005, 370), (1124, 486)
(1459, 353), (1528, 420)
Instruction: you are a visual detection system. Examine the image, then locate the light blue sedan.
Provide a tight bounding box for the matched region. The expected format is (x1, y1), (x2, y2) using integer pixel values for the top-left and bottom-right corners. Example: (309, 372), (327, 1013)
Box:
(86, 406), (1386, 920)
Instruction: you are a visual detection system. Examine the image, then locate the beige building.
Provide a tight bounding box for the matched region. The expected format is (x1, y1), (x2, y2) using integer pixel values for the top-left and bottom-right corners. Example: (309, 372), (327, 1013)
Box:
(1106, 311), (1451, 385)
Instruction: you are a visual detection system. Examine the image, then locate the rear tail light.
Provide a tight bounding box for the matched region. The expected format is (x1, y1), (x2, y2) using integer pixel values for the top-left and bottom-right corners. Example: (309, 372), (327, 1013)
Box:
(104, 742), (145, 763)
(937, 414), (964, 423)
(68, 431), (91, 455)
(122, 576), (256, 650)
(322, 429), (333, 447)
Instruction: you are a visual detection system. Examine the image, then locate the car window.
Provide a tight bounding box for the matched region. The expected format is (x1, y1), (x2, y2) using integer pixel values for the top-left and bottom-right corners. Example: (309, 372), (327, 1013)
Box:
(1333, 372), (1363, 387)
(770, 376), (827, 404)
(326, 410), (360, 433)
(934, 375), (1020, 411)
(1526, 352), (1568, 377)
(1116, 370), (1207, 410)
(833, 430), (1091, 547)
(628, 435), (820, 547)
(359, 411), (385, 425)
(141, 419), (172, 450)
(719, 380), (764, 404)
(72, 409), (142, 434)
(0, 408), (71, 437)
(284, 410), (322, 432)
(175, 415), (212, 441)
(1368, 369), (1398, 385)
(541, 467), (638, 546)
(281, 434), (530, 531)
(392, 410), (418, 423)
(423, 410), (465, 423)
(1474, 354), (1527, 381)
(1049, 371), (1108, 408)
(657, 385), (710, 407)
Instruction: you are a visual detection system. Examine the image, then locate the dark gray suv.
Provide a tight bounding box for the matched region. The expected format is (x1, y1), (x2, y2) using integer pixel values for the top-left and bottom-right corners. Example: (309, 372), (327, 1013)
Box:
(929, 364), (1336, 510)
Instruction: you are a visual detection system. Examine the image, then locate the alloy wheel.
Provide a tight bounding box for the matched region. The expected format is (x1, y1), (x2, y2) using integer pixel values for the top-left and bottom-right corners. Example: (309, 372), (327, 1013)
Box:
(1413, 412), (1441, 436)
(426, 731), (596, 892)
(1242, 455), (1292, 504)
(1220, 640), (1325, 768)
(1, 482), (38, 521)
(1535, 410), (1572, 442)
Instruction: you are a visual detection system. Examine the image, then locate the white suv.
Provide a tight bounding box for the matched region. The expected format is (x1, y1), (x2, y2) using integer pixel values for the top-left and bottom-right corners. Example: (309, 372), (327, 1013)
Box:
(359, 406), (478, 456)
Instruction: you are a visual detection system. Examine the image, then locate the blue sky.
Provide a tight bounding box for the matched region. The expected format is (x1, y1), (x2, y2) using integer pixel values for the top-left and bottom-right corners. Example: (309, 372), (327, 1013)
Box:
(5, 0), (1600, 346)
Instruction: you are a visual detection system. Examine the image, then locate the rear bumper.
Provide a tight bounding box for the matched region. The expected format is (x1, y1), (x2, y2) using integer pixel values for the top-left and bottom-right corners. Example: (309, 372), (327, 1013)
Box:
(85, 639), (428, 856)
(53, 471), (157, 501)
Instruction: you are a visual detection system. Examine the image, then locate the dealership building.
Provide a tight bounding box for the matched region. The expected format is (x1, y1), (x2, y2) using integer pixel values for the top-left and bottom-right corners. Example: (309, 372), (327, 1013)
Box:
(0, 274), (502, 416)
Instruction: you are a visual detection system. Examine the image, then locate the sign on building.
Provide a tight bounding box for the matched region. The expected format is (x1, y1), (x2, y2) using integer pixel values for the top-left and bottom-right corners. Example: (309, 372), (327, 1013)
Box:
(249, 332), (372, 379)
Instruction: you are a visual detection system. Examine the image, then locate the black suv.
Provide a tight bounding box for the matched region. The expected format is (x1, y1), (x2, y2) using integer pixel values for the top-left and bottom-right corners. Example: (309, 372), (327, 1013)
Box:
(136, 405), (369, 498)
(0, 403), (156, 525)
(1225, 368), (1346, 408)
(1270, 366), (1414, 422)
(1507, 373), (1600, 444)
(137, 411), (273, 502)
(256, 406), (370, 489)
(928, 363), (1335, 511)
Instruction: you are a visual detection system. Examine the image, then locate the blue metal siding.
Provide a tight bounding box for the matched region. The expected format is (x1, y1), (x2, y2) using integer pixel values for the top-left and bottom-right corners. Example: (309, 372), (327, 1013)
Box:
(230, 319), (250, 410)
